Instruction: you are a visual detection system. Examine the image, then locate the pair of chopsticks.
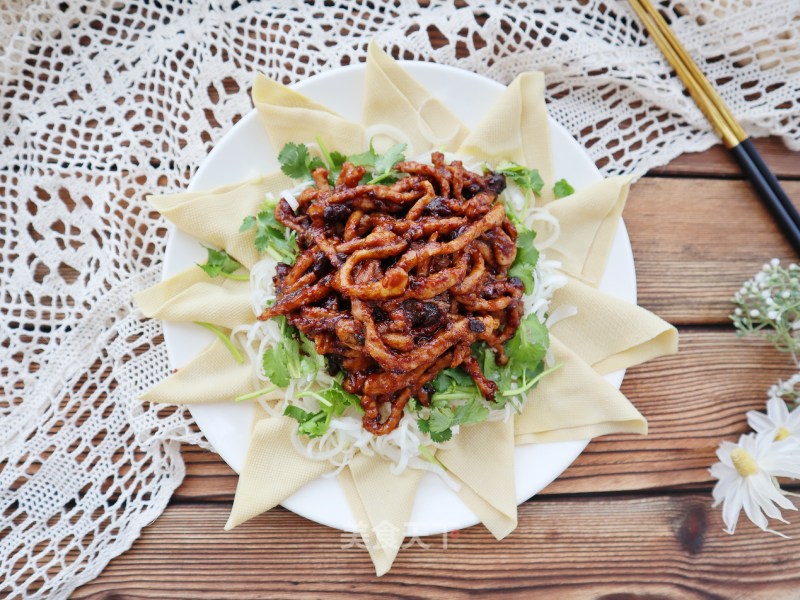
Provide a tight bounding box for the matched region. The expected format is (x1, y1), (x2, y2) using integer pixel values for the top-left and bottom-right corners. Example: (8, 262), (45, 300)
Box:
(627, 0), (800, 255)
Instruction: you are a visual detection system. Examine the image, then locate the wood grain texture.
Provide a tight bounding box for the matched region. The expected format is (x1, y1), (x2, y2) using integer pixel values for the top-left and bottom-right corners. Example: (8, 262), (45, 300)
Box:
(171, 328), (796, 500)
(651, 137), (800, 179)
(625, 177), (798, 324)
(71, 498), (800, 599)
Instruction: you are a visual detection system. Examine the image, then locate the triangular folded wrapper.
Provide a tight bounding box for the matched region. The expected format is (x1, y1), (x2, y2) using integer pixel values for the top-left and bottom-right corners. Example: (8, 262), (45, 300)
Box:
(436, 418), (517, 540)
(363, 42), (469, 155)
(515, 336), (647, 444)
(135, 266), (255, 330)
(137, 49), (681, 577)
(338, 453), (424, 576)
(549, 276), (678, 374)
(457, 72), (554, 202)
(543, 175), (631, 286)
(252, 74), (365, 155)
(148, 173), (295, 269)
(141, 339), (255, 405)
(226, 416), (333, 530)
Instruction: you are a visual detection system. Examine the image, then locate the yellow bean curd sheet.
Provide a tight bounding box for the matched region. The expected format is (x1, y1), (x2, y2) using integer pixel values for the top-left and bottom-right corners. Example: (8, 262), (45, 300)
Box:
(135, 42), (677, 575)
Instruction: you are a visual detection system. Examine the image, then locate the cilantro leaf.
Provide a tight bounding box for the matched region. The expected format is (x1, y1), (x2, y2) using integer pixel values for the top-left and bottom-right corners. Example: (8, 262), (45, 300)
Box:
(261, 316), (321, 388)
(197, 246), (244, 279)
(373, 143), (406, 177)
(553, 178), (575, 199)
(317, 379), (361, 416)
(508, 227), (539, 293)
(429, 429), (452, 443)
(453, 398), (490, 426)
(348, 140), (407, 185)
(416, 417), (431, 433)
(496, 161), (544, 196)
(506, 314), (549, 374)
(277, 142), (324, 180)
(240, 196), (298, 262)
(347, 140), (378, 168)
(284, 379), (362, 439)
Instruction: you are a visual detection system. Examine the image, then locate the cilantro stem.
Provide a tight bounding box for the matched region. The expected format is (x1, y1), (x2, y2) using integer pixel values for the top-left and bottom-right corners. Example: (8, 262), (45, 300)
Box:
(219, 271), (250, 282)
(194, 321), (245, 364)
(315, 135), (334, 171)
(234, 385), (278, 402)
(500, 363), (563, 397)
(417, 444), (442, 465)
(265, 246), (283, 262)
(367, 172), (394, 185)
(295, 389), (333, 407)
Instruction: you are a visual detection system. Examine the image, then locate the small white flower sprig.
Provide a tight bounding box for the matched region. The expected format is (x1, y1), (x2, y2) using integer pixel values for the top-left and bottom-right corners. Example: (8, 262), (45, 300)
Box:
(710, 260), (800, 537)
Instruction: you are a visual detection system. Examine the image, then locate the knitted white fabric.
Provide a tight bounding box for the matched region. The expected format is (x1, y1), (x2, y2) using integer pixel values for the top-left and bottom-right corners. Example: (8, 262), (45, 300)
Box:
(1, 1), (798, 597)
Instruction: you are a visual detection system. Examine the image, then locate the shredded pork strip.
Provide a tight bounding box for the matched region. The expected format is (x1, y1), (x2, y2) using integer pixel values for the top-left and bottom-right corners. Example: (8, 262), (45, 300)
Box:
(261, 152), (524, 435)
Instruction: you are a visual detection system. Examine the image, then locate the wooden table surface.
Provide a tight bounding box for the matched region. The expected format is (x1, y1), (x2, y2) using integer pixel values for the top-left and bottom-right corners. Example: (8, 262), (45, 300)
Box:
(71, 132), (800, 597)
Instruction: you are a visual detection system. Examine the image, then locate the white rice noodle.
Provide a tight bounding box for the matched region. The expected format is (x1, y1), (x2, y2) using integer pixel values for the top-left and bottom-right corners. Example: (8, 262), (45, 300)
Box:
(526, 210), (560, 250)
(240, 152), (572, 483)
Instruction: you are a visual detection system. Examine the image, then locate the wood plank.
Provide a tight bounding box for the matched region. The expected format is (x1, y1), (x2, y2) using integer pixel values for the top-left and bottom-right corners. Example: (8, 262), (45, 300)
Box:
(171, 328), (796, 500)
(625, 177), (798, 324)
(71, 497), (800, 599)
(651, 137), (800, 179)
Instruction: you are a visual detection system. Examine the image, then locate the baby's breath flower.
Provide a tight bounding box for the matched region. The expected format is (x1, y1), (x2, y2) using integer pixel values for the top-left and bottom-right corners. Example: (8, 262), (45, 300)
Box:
(769, 373), (800, 411)
(731, 260), (800, 361)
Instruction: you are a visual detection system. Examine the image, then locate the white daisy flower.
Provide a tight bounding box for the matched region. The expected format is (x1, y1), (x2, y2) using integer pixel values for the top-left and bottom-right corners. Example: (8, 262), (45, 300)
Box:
(709, 432), (800, 536)
(747, 396), (800, 442)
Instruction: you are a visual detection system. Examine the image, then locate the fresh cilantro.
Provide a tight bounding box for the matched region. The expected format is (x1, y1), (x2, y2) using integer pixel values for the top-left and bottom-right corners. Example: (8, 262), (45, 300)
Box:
(197, 246), (248, 281)
(348, 140), (407, 185)
(315, 136), (349, 184)
(496, 161), (544, 196)
(508, 227), (539, 294)
(277, 142), (324, 180)
(261, 316), (323, 388)
(277, 139), (406, 186)
(416, 369), (490, 443)
(240, 195), (298, 263)
(475, 313), (551, 406)
(553, 178), (575, 199)
(284, 379), (361, 438)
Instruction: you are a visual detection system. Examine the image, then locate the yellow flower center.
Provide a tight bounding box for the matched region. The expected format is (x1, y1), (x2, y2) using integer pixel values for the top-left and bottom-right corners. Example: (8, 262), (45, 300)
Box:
(730, 448), (759, 477)
(775, 427), (791, 441)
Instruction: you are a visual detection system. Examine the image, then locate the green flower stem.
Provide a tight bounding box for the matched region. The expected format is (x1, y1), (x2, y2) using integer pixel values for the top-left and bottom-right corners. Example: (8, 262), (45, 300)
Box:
(194, 321), (245, 364)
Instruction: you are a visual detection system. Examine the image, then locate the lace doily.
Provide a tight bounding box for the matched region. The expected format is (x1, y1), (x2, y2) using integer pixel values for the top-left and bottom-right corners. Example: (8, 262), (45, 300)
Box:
(2, 1), (798, 597)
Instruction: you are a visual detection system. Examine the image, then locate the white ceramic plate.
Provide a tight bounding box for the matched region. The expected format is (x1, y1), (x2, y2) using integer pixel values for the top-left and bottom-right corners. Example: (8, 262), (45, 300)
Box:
(162, 62), (636, 536)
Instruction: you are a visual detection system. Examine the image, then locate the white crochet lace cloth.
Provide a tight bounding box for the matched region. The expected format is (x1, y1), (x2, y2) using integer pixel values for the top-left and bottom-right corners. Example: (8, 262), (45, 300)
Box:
(2, 1), (798, 597)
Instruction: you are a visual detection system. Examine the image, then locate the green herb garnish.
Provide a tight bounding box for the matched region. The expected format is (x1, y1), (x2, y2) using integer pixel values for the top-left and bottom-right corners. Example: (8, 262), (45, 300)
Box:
(508, 227), (539, 294)
(240, 195), (298, 263)
(261, 316), (323, 388)
(277, 141), (325, 180)
(194, 321), (245, 364)
(283, 380), (362, 438)
(553, 178), (575, 199)
(197, 246), (249, 281)
(496, 161), (545, 197)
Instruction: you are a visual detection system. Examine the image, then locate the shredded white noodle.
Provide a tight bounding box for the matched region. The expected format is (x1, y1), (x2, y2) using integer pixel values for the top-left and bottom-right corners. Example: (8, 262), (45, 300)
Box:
(239, 155), (572, 477)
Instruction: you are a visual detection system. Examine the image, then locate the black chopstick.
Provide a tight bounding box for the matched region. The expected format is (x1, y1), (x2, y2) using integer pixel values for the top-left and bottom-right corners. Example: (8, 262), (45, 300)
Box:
(730, 139), (800, 253)
(627, 0), (800, 255)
